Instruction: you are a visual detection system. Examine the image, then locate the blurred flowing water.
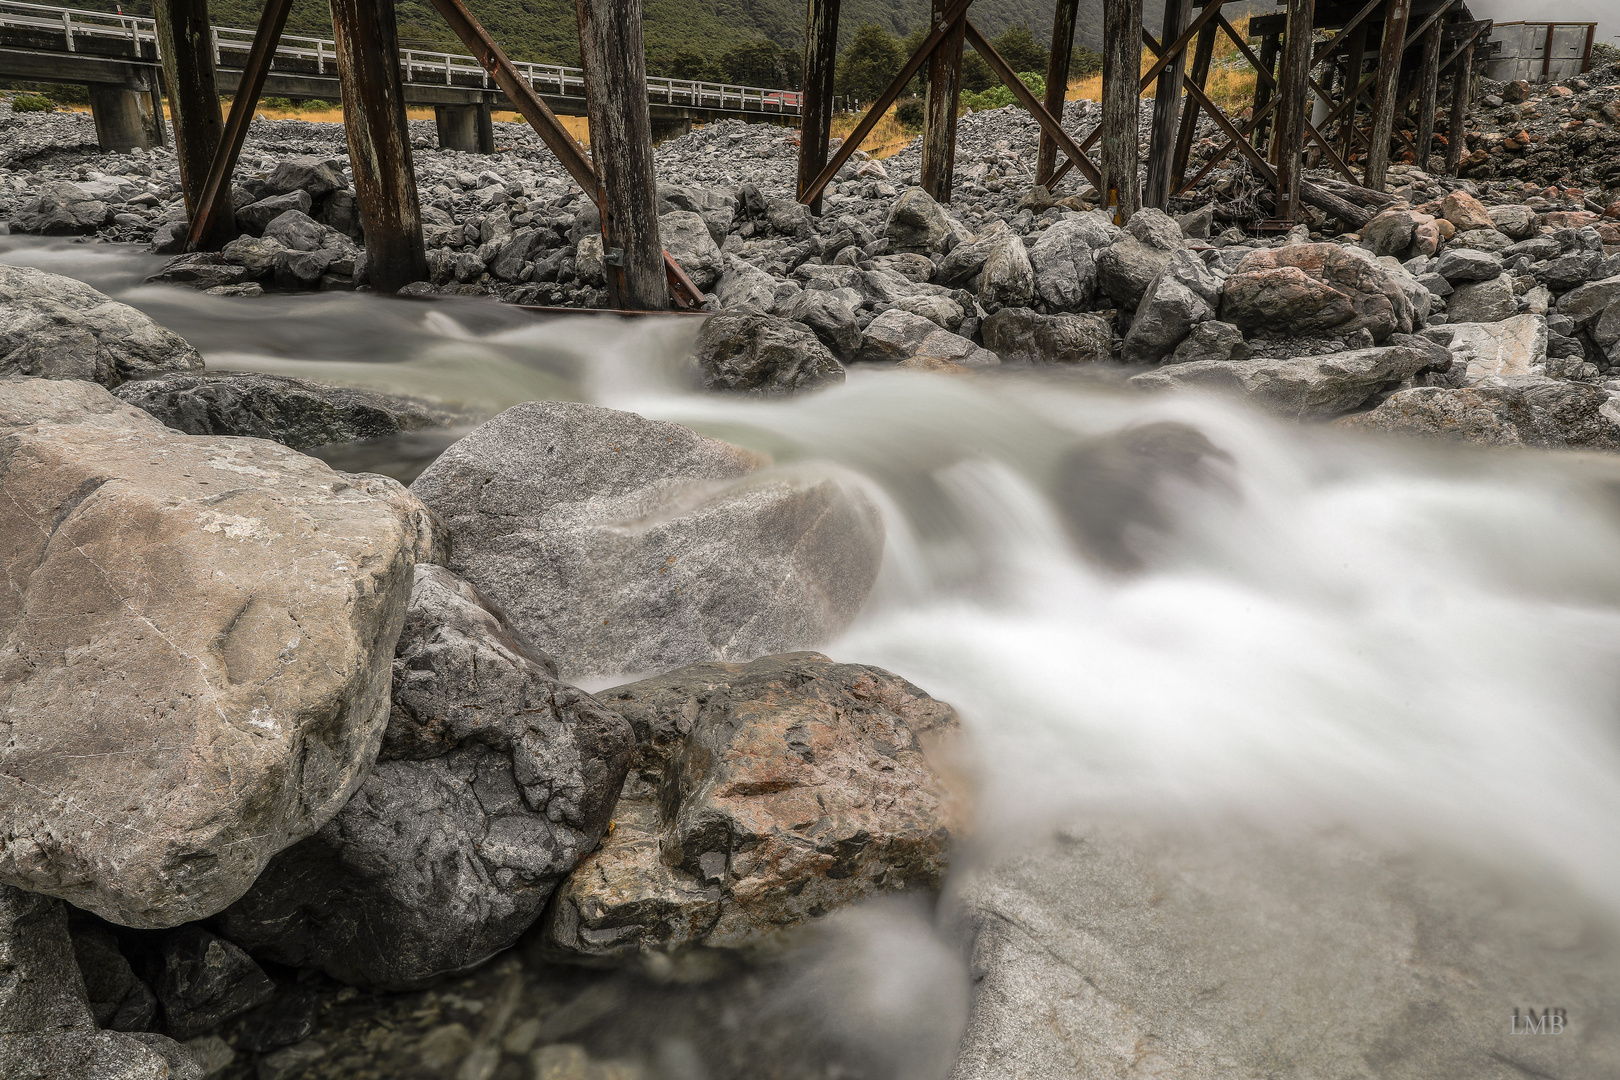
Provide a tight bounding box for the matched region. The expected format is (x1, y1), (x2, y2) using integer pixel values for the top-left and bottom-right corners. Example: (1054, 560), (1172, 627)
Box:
(9, 237), (1620, 1076)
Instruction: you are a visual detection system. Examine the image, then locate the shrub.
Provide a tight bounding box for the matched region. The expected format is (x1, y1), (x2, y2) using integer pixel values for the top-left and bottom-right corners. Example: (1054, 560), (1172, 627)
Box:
(299, 99), (333, 111)
(961, 71), (1043, 113)
(896, 98), (924, 131)
(261, 96), (294, 110)
(10, 94), (51, 113)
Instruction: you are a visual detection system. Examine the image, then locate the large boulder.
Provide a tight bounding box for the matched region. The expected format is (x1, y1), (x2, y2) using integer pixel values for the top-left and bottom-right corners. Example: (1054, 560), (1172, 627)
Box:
(113, 372), (464, 449)
(775, 289), (863, 358)
(234, 191), (312, 235)
(982, 308), (1114, 365)
(265, 156), (346, 199)
(1438, 315), (1548, 383)
(9, 180), (109, 234)
(0, 265), (203, 388)
(410, 401), (884, 681)
(692, 312), (845, 393)
(660, 210), (724, 291)
(2, 885), (200, 1080)
(1028, 217), (1098, 310)
(935, 221), (1011, 288)
(1446, 273), (1518, 324)
(949, 818), (1620, 1080)
(1219, 244), (1415, 341)
(1340, 378), (1620, 450)
(861, 308), (951, 362)
(1121, 250), (1220, 365)
(541, 653), (959, 966)
(1128, 345), (1435, 418)
(218, 565), (633, 989)
(977, 232), (1036, 311)
(1439, 190), (1494, 232)
(885, 187), (954, 254)
(0, 378), (425, 927)
(1435, 247), (1504, 284)
(714, 255), (781, 311)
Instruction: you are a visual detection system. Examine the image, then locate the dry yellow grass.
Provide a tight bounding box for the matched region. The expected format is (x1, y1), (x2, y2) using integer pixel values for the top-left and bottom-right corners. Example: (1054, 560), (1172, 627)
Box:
(1065, 14), (1258, 114)
(830, 105), (914, 160)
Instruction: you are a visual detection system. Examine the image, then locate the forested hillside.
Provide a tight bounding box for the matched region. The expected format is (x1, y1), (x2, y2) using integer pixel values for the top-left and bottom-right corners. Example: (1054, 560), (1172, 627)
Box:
(83, 0), (1199, 82)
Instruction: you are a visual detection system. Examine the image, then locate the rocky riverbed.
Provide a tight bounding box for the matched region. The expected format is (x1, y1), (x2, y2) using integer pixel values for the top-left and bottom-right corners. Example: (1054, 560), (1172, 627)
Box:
(4, 65), (1620, 1080)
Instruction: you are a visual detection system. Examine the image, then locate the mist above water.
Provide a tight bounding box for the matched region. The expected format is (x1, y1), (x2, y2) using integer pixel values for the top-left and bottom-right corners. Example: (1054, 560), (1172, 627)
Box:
(9, 238), (1620, 1073)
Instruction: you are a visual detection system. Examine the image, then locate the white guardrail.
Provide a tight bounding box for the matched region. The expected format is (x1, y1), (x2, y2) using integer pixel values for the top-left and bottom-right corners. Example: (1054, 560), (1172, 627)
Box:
(0, 0), (802, 114)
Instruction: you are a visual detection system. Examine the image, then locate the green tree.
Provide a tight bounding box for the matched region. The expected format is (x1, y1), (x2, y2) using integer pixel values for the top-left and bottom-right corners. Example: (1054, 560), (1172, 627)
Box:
(837, 22), (903, 103)
(962, 51), (995, 93)
(721, 40), (783, 87)
(671, 49), (723, 82)
(1070, 44), (1103, 77)
(991, 25), (1048, 74)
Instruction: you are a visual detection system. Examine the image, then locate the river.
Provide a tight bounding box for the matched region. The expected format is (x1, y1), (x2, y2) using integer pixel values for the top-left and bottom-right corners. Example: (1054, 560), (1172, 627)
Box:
(8, 235), (1620, 1076)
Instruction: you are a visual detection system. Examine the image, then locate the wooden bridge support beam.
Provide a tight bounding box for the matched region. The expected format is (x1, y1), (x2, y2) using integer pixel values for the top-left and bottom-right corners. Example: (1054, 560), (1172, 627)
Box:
(154, 0), (232, 248)
(1249, 31), (1280, 154)
(1036, 0), (1080, 188)
(1100, 0), (1142, 218)
(921, 0), (967, 201)
(1273, 0), (1314, 221)
(1171, 20), (1216, 188)
(329, 0), (427, 291)
(1143, 0), (1191, 208)
(797, 0), (840, 214)
(1365, 0), (1412, 191)
(1413, 16), (1443, 170)
(1338, 24), (1367, 163)
(1443, 31), (1473, 175)
(575, 0), (665, 310)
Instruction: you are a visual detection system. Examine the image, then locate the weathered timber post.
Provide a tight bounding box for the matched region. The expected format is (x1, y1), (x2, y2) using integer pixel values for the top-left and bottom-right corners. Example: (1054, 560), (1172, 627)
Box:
(1250, 31), (1280, 153)
(1036, 0), (1081, 187)
(1273, 0), (1314, 220)
(921, 0), (967, 201)
(798, 0), (840, 214)
(329, 0), (427, 291)
(1365, 0), (1412, 190)
(1100, 0), (1143, 218)
(1413, 16), (1442, 171)
(1338, 24), (1367, 161)
(1171, 20), (1216, 187)
(1143, 0), (1191, 208)
(1443, 32), (1472, 175)
(575, 0), (665, 309)
(153, 0), (230, 247)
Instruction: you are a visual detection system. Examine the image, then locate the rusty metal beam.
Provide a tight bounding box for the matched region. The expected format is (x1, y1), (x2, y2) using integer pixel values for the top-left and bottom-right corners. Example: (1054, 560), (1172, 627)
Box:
(428, 0), (703, 309)
(185, 0), (293, 251)
(964, 20), (1104, 191)
(797, 0), (975, 209)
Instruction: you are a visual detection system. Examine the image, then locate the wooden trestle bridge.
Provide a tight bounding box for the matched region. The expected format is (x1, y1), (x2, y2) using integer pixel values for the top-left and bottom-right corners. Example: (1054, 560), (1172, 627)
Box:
(8, 0), (1509, 310)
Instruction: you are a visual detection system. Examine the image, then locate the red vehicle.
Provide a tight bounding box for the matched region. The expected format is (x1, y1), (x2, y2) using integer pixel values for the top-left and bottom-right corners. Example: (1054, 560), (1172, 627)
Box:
(762, 90), (803, 109)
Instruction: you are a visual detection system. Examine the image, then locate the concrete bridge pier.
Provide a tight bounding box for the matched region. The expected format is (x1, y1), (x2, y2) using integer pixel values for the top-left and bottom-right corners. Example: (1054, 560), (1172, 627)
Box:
(433, 100), (494, 153)
(649, 115), (691, 145)
(88, 79), (160, 153)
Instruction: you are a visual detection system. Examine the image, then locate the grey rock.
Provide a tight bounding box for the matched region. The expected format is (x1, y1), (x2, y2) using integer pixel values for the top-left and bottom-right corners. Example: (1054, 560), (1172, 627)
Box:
(661, 210), (724, 290)
(1444, 315), (1548, 383)
(220, 234), (287, 278)
(150, 253), (256, 290)
(1219, 244), (1414, 341)
(1446, 273), (1518, 323)
(871, 252), (935, 282)
(905, 330), (1000, 371)
(113, 371), (465, 449)
(1487, 203), (1539, 239)
(273, 247), (334, 290)
(410, 401), (884, 681)
(694, 311), (846, 392)
(1359, 209), (1420, 256)
(982, 308), (1114, 365)
(1122, 250), (1219, 365)
(541, 653), (959, 967)
(894, 292), (966, 331)
(319, 189), (361, 237)
(71, 922), (158, 1032)
(1175, 203), (1215, 239)
(935, 221), (1010, 288)
(861, 308), (947, 362)
(0, 379), (424, 927)
(234, 191), (312, 235)
(262, 209), (326, 252)
(1095, 235), (1174, 311)
(1435, 247), (1503, 283)
(885, 186), (953, 254)
(1556, 275), (1620, 328)
(156, 927), (275, 1040)
(1129, 345), (1436, 418)
(1449, 228), (1516, 253)
(0, 264), (203, 387)
(978, 231), (1036, 311)
(1167, 320), (1251, 365)
(10, 180), (108, 234)
(776, 289), (863, 358)
(218, 566), (632, 989)
(716, 255), (784, 310)
(489, 227), (547, 282)
(1028, 217), (1098, 310)
(1, 885), (201, 1080)
(265, 156), (346, 199)
(1123, 207), (1184, 251)
(1341, 377), (1620, 450)
(949, 818), (1620, 1080)
(1542, 251), (1602, 291)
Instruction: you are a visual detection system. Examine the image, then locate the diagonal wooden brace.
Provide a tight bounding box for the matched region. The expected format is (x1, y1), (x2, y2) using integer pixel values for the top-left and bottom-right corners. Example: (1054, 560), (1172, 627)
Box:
(963, 19), (1103, 190)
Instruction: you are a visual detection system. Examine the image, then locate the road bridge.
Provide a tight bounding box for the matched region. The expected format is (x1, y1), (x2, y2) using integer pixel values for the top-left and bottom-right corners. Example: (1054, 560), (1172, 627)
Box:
(0, 0), (802, 153)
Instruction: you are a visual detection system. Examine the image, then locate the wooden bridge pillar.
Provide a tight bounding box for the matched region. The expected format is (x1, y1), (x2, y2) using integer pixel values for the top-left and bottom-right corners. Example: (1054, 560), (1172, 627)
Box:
(1171, 20), (1216, 187)
(798, 0), (840, 213)
(921, 0), (966, 201)
(575, 0), (665, 309)
(1413, 15), (1443, 171)
(1443, 29), (1473, 175)
(88, 82), (153, 153)
(1143, 0), (1191, 208)
(1273, 0), (1314, 221)
(1100, 0), (1142, 218)
(154, 0), (232, 247)
(330, 0), (427, 290)
(434, 102), (495, 153)
(1036, 0), (1080, 187)
(1365, 0), (1412, 190)
(1338, 24), (1367, 162)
